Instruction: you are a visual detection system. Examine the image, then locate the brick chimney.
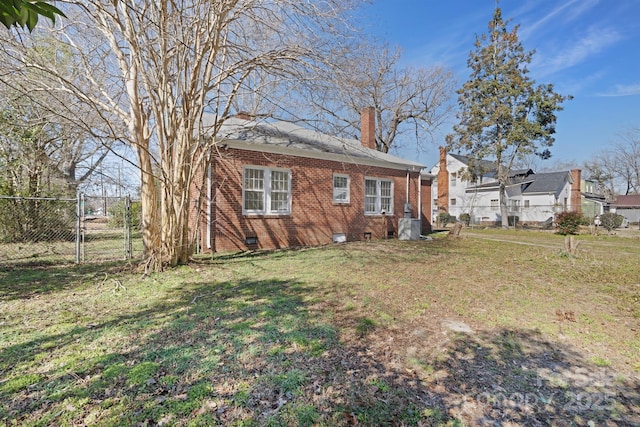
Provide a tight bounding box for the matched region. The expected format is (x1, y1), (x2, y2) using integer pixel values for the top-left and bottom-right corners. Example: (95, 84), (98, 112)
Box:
(437, 147), (449, 213)
(360, 107), (376, 150)
(570, 169), (582, 212)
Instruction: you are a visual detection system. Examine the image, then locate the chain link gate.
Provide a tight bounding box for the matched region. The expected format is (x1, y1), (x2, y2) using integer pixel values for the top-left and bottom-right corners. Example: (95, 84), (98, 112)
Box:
(0, 194), (140, 266)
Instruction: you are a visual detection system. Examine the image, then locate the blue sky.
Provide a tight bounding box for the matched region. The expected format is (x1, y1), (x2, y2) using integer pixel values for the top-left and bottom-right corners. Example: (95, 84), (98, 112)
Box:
(359, 0), (640, 170)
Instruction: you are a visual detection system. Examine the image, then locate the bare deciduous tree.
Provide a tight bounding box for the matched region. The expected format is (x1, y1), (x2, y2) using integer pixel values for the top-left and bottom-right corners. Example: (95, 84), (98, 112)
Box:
(584, 128), (640, 197)
(2, 0), (360, 270)
(295, 41), (456, 153)
(0, 38), (115, 196)
(614, 129), (640, 195)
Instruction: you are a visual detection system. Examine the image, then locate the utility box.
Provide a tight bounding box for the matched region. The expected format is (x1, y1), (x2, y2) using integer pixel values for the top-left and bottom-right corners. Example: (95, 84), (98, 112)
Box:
(398, 218), (421, 240)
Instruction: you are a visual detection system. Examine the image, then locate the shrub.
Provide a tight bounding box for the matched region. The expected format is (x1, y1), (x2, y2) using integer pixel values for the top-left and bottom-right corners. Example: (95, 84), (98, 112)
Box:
(599, 212), (623, 232)
(108, 200), (142, 230)
(581, 216), (594, 226)
(459, 213), (471, 226)
(555, 211), (583, 235)
(0, 198), (75, 243)
(437, 212), (454, 227)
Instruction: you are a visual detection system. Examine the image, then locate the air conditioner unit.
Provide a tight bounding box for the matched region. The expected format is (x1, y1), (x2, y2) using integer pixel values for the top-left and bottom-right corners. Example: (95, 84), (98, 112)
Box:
(398, 218), (421, 240)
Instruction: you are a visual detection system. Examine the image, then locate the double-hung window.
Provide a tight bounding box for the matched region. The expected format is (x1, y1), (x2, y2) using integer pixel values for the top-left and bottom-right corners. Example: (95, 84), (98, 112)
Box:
(333, 174), (350, 203)
(243, 166), (291, 215)
(364, 178), (393, 215)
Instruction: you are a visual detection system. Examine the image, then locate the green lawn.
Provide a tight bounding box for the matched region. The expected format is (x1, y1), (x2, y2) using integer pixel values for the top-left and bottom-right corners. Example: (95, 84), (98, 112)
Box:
(1, 230), (638, 426)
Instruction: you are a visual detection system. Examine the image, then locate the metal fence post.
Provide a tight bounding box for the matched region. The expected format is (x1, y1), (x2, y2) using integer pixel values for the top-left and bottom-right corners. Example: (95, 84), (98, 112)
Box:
(124, 195), (132, 260)
(81, 193), (86, 262)
(75, 192), (81, 263)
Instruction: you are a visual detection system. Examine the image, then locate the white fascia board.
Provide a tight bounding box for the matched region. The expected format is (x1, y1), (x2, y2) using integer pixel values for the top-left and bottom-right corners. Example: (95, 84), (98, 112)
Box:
(219, 139), (425, 172)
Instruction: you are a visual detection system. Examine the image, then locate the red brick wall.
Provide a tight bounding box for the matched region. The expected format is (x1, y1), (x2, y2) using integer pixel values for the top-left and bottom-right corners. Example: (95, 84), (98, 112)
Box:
(570, 169), (582, 213)
(361, 107), (376, 150)
(200, 148), (422, 252)
(437, 147), (449, 213)
(421, 176), (433, 233)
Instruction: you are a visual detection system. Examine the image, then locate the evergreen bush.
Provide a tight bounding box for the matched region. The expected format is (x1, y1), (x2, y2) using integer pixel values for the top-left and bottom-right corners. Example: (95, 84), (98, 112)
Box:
(555, 211), (583, 235)
(459, 213), (471, 226)
(599, 212), (623, 232)
(437, 212), (453, 227)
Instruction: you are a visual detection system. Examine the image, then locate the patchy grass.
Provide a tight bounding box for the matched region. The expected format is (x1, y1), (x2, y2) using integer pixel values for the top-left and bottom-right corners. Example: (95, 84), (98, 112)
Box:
(0, 230), (638, 425)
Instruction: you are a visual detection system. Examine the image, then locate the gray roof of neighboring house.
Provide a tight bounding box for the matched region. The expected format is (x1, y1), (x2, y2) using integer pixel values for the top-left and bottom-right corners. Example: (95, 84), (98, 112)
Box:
(203, 116), (425, 171)
(449, 153), (497, 176)
(466, 170), (571, 195)
(520, 171), (570, 194)
(614, 194), (640, 208)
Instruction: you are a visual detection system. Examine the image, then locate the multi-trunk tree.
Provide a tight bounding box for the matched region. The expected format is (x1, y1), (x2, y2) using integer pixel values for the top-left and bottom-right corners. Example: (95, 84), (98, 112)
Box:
(2, 0), (361, 270)
(447, 8), (570, 227)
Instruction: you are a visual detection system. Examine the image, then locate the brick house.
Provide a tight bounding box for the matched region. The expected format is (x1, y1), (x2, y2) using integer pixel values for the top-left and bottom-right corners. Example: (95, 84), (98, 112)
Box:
(193, 108), (431, 253)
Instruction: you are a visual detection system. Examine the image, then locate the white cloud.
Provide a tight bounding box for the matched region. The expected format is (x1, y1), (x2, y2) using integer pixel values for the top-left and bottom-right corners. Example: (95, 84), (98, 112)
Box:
(555, 70), (607, 96)
(598, 83), (640, 97)
(518, 0), (599, 41)
(533, 26), (622, 77)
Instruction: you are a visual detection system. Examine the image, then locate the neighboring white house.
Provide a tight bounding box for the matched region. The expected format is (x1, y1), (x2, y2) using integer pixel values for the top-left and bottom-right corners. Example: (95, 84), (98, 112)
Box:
(431, 148), (584, 225)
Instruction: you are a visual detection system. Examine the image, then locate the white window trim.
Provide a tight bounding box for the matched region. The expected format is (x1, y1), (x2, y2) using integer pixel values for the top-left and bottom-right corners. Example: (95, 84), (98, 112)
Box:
(242, 166), (291, 215)
(364, 177), (394, 215)
(333, 173), (350, 204)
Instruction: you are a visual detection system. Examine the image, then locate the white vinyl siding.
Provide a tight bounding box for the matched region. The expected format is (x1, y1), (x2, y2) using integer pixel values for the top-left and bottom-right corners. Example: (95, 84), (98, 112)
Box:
(365, 178), (393, 215)
(243, 166), (291, 215)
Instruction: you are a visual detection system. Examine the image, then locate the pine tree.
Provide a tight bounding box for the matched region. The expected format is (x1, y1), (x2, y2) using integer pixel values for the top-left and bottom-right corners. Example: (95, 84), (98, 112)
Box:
(447, 8), (570, 228)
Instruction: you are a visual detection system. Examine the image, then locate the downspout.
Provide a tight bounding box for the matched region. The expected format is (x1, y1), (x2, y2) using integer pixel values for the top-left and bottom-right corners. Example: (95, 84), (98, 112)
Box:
(418, 170), (422, 222)
(406, 170), (410, 211)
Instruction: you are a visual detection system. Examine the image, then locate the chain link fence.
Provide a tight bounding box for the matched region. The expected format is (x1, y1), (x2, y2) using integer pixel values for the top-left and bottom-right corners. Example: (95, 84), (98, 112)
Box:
(0, 194), (142, 266)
